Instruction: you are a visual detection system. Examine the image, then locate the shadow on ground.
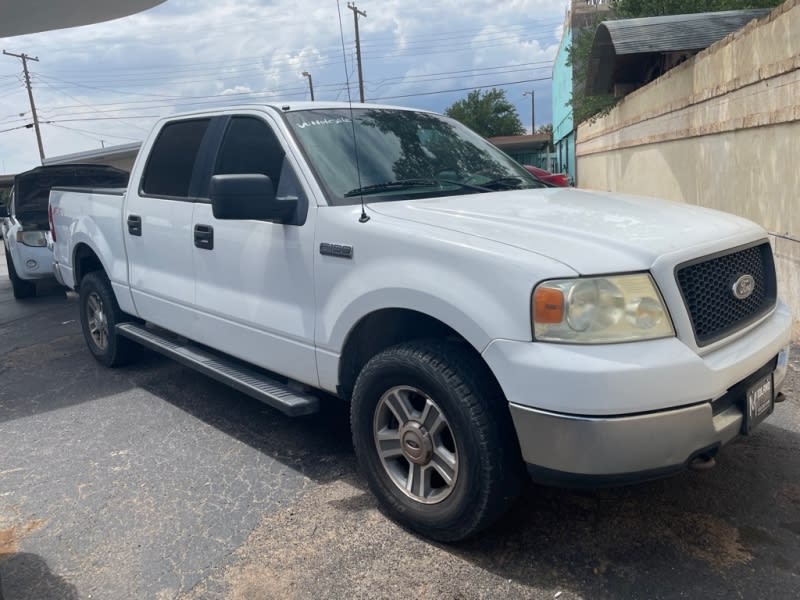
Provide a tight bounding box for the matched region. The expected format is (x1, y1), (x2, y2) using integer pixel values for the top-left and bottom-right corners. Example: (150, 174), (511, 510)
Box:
(0, 553), (78, 600)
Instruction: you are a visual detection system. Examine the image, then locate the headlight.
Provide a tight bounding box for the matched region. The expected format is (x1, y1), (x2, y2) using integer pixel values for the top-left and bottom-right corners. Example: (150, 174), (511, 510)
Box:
(16, 230), (47, 247)
(532, 274), (674, 343)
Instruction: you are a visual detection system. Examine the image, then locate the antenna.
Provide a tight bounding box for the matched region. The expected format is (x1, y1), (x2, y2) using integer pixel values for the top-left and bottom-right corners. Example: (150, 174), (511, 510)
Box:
(336, 0), (369, 223)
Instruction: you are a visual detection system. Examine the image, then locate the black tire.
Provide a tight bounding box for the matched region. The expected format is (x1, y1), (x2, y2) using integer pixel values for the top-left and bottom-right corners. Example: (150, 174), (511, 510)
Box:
(79, 271), (140, 367)
(351, 339), (526, 542)
(5, 248), (36, 299)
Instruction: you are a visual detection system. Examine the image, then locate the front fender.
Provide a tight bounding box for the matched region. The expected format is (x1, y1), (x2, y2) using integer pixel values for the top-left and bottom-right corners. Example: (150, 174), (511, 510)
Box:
(314, 252), (571, 393)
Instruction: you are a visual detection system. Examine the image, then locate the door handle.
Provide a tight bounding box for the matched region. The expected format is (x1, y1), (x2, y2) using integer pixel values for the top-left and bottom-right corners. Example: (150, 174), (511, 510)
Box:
(127, 214), (142, 236)
(194, 224), (214, 250)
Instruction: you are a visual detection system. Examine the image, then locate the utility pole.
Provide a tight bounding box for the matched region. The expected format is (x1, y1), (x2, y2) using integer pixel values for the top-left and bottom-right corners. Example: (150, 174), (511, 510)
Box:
(523, 90), (535, 134)
(3, 50), (45, 163)
(302, 71), (315, 101)
(347, 2), (367, 103)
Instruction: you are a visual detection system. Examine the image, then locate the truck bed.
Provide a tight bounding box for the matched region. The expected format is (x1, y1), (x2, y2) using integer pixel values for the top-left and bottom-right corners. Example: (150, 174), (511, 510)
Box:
(49, 187), (130, 292)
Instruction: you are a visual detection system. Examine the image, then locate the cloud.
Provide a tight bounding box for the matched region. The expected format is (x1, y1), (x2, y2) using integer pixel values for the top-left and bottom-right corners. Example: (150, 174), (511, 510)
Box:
(0, 0), (565, 172)
(221, 85), (253, 96)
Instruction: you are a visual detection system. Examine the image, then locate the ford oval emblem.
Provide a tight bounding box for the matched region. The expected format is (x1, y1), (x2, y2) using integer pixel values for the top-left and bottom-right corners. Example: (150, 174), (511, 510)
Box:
(732, 274), (755, 300)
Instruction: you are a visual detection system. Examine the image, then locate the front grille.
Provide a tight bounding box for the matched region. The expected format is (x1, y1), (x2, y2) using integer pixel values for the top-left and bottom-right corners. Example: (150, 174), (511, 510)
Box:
(676, 241), (776, 346)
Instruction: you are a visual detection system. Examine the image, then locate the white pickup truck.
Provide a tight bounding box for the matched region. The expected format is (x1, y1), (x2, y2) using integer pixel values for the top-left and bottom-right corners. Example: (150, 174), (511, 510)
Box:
(50, 102), (792, 541)
(1, 164), (129, 298)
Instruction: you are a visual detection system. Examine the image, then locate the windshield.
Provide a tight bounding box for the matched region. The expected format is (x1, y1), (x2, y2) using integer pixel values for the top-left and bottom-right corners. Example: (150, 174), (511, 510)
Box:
(283, 108), (545, 206)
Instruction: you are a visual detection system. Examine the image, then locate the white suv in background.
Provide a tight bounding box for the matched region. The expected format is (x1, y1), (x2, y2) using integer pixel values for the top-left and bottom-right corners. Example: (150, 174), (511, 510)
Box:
(1, 164), (129, 298)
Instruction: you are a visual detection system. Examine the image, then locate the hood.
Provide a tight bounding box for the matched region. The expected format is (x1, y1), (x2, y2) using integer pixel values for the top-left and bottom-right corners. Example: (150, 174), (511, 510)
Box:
(368, 188), (765, 274)
(13, 164), (129, 227)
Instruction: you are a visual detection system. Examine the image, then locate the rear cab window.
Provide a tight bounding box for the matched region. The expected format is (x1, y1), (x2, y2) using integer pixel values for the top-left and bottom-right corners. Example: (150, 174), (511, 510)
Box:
(140, 119), (211, 199)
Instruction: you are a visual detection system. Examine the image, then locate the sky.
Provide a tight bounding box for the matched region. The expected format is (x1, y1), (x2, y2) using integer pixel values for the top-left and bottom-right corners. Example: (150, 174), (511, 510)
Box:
(0, 0), (568, 174)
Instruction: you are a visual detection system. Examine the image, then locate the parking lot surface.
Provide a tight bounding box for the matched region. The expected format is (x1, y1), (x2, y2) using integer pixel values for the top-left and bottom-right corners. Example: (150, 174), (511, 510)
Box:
(1, 254), (799, 600)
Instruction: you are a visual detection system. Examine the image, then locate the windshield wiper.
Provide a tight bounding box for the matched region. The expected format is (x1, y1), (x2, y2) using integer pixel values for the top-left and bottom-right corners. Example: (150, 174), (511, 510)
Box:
(476, 176), (541, 190)
(344, 178), (489, 197)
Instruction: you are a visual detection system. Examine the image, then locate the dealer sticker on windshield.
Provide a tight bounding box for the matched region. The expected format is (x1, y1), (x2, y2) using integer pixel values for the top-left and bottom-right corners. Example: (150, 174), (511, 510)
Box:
(743, 374), (774, 434)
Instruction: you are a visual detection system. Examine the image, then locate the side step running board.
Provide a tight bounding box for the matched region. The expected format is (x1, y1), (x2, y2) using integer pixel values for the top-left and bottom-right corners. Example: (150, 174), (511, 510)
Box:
(117, 323), (319, 417)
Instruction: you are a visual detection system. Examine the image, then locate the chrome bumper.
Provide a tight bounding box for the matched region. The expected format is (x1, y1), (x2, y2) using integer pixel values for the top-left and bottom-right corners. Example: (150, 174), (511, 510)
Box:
(510, 348), (790, 483)
(510, 401), (739, 481)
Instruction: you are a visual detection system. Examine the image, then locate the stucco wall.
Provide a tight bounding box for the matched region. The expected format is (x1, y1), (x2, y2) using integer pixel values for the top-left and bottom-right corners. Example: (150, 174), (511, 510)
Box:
(576, 0), (800, 337)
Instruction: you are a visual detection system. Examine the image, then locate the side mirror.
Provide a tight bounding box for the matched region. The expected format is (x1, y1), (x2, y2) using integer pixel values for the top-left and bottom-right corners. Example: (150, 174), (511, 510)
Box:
(0, 205), (8, 218)
(210, 174), (297, 223)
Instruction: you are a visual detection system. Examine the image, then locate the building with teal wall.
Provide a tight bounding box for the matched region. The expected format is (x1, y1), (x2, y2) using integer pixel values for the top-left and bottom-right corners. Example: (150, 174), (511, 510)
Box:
(551, 1), (611, 185)
(552, 26), (575, 183)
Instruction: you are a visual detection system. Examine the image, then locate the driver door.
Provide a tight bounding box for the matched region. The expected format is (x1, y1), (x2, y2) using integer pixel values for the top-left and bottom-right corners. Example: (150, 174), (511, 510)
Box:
(191, 113), (318, 387)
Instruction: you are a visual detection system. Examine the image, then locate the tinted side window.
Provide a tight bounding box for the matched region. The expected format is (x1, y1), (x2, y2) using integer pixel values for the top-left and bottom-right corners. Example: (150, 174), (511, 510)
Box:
(214, 117), (285, 187)
(141, 119), (210, 198)
(214, 116), (308, 223)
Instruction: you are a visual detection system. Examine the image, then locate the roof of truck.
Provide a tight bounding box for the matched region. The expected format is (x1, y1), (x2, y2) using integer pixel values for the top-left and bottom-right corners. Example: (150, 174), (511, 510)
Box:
(156, 102), (438, 122)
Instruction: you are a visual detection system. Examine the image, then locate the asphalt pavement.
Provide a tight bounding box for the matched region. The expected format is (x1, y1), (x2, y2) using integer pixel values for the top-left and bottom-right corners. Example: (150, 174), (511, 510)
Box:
(0, 253), (798, 600)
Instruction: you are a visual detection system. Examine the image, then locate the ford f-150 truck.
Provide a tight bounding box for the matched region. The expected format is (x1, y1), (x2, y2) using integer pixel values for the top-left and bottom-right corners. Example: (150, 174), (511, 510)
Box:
(50, 103), (792, 541)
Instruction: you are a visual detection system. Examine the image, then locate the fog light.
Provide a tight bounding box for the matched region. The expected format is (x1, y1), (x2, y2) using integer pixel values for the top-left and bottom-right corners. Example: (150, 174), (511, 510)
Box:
(26, 259), (38, 269)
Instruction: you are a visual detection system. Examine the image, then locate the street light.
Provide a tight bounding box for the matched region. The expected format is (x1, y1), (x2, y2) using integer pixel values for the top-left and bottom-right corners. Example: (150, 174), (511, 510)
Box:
(523, 90), (535, 133)
(302, 71), (315, 101)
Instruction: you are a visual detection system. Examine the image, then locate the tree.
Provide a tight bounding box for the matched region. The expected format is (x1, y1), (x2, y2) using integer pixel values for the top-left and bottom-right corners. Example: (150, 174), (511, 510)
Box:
(612, 0), (782, 17)
(569, 0), (783, 124)
(566, 19), (619, 125)
(535, 123), (553, 136)
(444, 88), (525, 138)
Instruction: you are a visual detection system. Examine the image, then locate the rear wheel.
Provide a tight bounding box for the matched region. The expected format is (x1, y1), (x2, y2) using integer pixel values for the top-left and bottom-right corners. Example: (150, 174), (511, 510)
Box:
(79, 271), (140, 367)
(5, 248), (36, 299)
(351, 340), (525, 542)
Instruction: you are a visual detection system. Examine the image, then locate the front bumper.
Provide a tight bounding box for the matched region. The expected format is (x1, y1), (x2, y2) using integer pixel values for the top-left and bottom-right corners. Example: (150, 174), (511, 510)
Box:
(483, 301), (792, 482)
(10, 243), (54, 280)
(509, 349), (787, 482)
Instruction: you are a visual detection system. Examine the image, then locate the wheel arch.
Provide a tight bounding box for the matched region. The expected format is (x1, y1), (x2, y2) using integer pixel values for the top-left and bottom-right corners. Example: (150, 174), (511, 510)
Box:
(336, 307), (504, 403)
(72, 242), (107, 289)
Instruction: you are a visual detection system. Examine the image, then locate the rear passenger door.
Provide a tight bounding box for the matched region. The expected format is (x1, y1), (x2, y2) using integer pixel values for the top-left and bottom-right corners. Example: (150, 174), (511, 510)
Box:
(126, 117), (215, 337)
(190, 113), (318, 387)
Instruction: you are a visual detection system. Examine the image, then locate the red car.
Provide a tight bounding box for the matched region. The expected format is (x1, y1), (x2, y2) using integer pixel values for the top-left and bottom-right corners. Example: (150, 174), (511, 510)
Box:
(523, 165), (570, 187)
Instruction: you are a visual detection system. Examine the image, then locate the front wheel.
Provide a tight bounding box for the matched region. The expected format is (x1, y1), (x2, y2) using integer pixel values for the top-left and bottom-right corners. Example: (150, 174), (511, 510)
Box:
(351, 340), (525, 542)
(79, 271), (140, 367)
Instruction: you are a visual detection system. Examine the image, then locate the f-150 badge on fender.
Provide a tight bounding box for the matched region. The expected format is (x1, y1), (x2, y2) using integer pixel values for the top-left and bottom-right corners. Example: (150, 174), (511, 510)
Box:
(320, 243), (353, 259)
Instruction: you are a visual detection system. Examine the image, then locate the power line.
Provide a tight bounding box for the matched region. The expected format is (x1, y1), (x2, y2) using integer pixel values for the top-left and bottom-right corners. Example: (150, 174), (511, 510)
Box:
(46, 115), (163, 122)
(366, 64), (553, 95)
(0, 123), (32, 134)
(37, 78), (554, 121)
(33, 73), (187, 99)
(33, 76), (157, 132)
(33, 61), (553, 118)
(44, 122), (141, 142)
(44, 18), (562, 75)
(34, 31), (560, 88)
(370, 76), (552, 101)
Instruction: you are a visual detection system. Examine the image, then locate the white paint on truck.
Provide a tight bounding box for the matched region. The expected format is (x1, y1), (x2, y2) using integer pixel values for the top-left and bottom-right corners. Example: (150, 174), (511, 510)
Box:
(49, 102), (792, 541)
